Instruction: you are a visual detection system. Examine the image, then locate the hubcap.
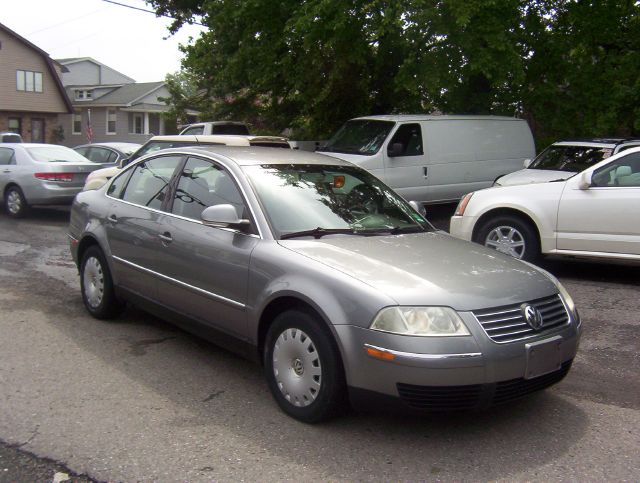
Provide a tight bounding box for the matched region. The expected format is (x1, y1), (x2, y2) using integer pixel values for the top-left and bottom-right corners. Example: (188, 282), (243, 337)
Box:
(83, 256), (104, 309)
(272, 328), (322, 407)
(485, 225), (526, 259)
(6, 190), (21, 215)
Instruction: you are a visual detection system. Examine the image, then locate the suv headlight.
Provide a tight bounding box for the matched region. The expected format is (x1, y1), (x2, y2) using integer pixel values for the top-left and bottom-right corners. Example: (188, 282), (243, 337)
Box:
(370, 307), (470, 336)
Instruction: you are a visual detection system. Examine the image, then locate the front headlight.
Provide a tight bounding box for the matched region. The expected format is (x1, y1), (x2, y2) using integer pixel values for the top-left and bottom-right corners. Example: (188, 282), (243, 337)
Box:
(557, 281), (579, 320)
(454, 192), (474, 216)
(370, 307), (470, 336)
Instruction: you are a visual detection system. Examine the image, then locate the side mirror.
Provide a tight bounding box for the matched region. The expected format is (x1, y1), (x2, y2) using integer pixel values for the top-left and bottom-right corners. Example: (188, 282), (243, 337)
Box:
(118, 157), (130, 168)
(523, 158), (532, 168)
(578, 171), (592, 190)
(387, 142), (404, 158)
(201, 204), (250, 230)
(409, 200), (427, 217)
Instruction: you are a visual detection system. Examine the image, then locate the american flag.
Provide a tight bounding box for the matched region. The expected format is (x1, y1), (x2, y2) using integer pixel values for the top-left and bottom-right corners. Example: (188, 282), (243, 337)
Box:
(86, 109), (93, 143)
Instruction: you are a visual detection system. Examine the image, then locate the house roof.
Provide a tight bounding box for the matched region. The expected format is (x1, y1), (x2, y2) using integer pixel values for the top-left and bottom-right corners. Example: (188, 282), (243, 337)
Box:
(0, 22), (73, 112)
(68, 82), (167, 108)
(55, 57), (135, 84)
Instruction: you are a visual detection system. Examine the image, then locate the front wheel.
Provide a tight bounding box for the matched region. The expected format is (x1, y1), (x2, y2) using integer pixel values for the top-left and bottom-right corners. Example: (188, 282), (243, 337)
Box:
(4, 186), (28, 218)
(475, 215), (540, 262)
(264, 309), (347, 423)
(80, 246), (124, 319)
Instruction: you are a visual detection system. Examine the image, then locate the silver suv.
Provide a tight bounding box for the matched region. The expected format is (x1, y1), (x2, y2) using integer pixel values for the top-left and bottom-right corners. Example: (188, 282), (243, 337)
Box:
(69, 147), (581, 422)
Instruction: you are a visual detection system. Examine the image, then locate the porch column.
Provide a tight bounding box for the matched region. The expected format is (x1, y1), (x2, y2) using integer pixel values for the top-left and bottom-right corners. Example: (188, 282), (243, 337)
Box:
(159, 114), (165, 135)
(144, 112), (150, 134)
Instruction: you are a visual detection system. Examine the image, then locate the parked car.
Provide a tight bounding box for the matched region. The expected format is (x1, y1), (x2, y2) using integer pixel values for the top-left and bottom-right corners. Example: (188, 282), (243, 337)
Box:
(73, 142), (141, 168)
(450, 147), (640, 262)
(495, 138), (640, 187)
(1, 132), (22, 143)
(82, 134), (291, 191)
(0, 143), (102, 217)
(318, 115), (535, 204)
(179, 121), (250, 136)
(69, 146), (581, 422)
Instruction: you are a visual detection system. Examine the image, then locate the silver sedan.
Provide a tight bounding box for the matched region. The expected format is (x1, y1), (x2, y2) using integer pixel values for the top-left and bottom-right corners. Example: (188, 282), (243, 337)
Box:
(1, 143), (102, 218)
(68, 146), (581, 422)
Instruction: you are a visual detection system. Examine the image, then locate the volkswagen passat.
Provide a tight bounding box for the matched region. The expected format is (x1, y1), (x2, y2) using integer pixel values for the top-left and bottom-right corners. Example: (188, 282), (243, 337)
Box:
(68, 147), (581, 422)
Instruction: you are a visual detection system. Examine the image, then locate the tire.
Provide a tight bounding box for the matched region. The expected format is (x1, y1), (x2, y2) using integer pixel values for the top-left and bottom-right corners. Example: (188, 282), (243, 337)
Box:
(4, 186), (29, 218)
(264, 308), (347, 423)
(475, 215), (540, 262)
(80, 246), (124, 319)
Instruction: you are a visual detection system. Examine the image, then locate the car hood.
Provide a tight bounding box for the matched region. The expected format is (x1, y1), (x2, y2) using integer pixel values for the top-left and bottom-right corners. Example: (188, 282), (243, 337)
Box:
(496, 169), (574, 186)
(279, 232), (557, 311)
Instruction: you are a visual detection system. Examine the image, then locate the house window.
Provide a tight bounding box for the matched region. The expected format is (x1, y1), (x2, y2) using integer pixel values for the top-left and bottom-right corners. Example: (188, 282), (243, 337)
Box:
(8, 118), (21, 135)
(16, 70), (43, 92)
(75, 89), (93, 100)
(107, 110), (117, 134)
(72, 113), (82, 135)
(130, 113), (144, 134)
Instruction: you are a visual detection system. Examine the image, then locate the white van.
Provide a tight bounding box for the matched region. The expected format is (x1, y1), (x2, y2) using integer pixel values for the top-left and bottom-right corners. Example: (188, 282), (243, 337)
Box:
(318, 115), (535, 203)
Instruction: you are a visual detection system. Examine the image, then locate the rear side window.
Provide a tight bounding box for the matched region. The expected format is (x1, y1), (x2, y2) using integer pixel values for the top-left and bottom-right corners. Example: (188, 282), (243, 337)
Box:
(388, 123), (423, 156)
(0, 148), (15, 165)
(121, 155), (182, 209)
(182, 126), (204, 135)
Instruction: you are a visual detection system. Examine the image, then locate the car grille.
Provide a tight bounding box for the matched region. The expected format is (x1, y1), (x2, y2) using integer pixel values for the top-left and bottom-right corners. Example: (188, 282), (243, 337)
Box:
(472, 294), (569, 343)
(396, 360), (572, 410)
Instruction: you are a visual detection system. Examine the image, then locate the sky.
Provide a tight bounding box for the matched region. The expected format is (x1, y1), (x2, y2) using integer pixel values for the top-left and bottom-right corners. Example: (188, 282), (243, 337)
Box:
(3, 0), (207, 82)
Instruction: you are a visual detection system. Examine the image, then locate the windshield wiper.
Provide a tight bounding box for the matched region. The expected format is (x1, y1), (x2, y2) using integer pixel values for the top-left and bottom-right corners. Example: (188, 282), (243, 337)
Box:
(280, 227), (358, 240)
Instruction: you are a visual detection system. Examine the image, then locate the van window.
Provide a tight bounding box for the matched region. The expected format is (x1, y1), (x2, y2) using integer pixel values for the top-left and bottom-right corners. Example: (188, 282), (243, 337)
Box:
(389, 124), (423, 156)
(321, 120), (394, 156)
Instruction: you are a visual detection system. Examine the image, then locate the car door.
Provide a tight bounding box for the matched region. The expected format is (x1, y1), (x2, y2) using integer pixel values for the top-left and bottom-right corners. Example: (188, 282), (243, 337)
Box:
(155, 156), (259, 338)
(104, 154), (184, 299)
(556, 151), (640, 255)
(382, 123), (429, 201)
(0, 147), (16, 193)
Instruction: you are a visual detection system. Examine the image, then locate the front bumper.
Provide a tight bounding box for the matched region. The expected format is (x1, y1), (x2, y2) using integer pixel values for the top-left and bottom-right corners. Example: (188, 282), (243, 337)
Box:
(449, 214), (477, 241)
(336, 310), (581, 410)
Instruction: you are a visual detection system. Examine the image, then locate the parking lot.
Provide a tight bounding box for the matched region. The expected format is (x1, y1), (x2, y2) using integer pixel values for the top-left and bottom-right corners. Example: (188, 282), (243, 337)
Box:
(0, 206), (638, 481)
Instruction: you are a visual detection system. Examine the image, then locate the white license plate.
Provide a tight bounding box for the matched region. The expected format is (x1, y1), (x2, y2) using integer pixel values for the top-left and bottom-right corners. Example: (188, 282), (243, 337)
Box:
(525, 336), (563, 380)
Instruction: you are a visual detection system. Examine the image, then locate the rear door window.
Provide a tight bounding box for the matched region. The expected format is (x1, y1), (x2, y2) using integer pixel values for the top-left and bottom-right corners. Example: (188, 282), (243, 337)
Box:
(120, 155), (183, 210)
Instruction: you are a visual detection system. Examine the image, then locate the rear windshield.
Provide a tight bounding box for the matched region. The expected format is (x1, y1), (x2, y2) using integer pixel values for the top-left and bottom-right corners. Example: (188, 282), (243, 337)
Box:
(320, 120), (395, 156)
(249, 141), (290, 148)
(27, 146), (89, 163)
(1, 134), (22, 143)
(211, 124), (250, 135)
(530, 145), (613, 172)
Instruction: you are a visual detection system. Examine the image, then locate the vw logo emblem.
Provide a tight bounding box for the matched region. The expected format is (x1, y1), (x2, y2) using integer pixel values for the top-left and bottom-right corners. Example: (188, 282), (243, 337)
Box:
(521, 304), (543, 330)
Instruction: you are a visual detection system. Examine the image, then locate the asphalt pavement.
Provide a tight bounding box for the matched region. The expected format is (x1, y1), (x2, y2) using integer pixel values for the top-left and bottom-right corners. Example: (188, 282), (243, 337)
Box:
(0, 205), (638, 481)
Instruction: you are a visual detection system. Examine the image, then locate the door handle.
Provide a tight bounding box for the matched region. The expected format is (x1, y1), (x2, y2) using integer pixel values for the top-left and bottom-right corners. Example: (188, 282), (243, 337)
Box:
(158, 232), (173, 244)
(423, 167), (428, 179)
(2, 169), (10, 173)
(108, 214), (118, 223)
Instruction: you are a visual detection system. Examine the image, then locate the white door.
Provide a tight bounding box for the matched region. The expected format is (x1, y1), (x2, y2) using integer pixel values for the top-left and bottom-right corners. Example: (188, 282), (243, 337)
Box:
(557, 151), (640, 255)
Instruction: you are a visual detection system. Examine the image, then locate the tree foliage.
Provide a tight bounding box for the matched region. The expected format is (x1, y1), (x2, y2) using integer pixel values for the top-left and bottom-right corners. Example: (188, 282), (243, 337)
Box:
(149, 0), (640, 145)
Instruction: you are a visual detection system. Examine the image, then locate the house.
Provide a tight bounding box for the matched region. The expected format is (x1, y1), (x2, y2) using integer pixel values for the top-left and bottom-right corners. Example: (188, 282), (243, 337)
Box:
(56, 57), (175, 146)
(0, 23), (73, 142)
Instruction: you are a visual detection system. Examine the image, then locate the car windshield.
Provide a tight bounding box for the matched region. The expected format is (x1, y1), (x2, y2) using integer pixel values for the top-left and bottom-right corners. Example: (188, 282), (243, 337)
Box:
(27, 146), (89, 163)
(529, 145), (613, 172)
(320, 120), (395, 156)
(244, 164), (431, 238)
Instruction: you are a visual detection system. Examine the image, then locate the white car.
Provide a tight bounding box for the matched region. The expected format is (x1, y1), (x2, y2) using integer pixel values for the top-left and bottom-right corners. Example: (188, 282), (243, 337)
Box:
(495, 138), (640, 187)
(450, 147), (640, 262)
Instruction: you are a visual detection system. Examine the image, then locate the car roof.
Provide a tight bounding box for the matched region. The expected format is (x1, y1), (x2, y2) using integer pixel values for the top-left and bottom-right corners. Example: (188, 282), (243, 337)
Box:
(5, 143), (74, 149)
(75, 142), (141, 149)
(175, 146), (352, 167)
(351, 114), (521, 122)
(553, 138), (640, 148)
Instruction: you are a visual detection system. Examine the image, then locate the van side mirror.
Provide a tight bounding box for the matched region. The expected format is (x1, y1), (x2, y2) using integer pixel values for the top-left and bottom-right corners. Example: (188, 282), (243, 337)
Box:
(387, 142), (404, 158)
(201, 204), (251, 230)
(409, 200), (427, 217)
(523, 158), (532, 168)
(578, 171), (592, 190)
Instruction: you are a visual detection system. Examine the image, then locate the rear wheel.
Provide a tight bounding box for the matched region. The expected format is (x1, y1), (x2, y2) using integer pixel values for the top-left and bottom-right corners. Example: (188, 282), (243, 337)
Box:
(80, 246), (124, 319)
(4, 186), (28, 218)
(264, 308), (347, 423)
(475, 215), (540, 262)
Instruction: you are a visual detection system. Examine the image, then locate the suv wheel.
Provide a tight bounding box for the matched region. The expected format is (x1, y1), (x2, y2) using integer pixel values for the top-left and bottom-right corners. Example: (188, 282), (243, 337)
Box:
(475, 215), (540, 262)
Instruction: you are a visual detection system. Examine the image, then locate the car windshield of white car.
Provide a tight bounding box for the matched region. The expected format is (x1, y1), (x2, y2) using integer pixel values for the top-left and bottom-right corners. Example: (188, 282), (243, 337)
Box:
(244, 164), (431, 238)
(26, 146), (90, 163)
(319, 120), (395, 156)
(529, 146), (612, 172)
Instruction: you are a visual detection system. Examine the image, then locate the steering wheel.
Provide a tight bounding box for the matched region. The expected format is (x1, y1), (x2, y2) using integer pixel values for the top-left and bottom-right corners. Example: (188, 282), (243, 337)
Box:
(346, 184), (383, 220)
